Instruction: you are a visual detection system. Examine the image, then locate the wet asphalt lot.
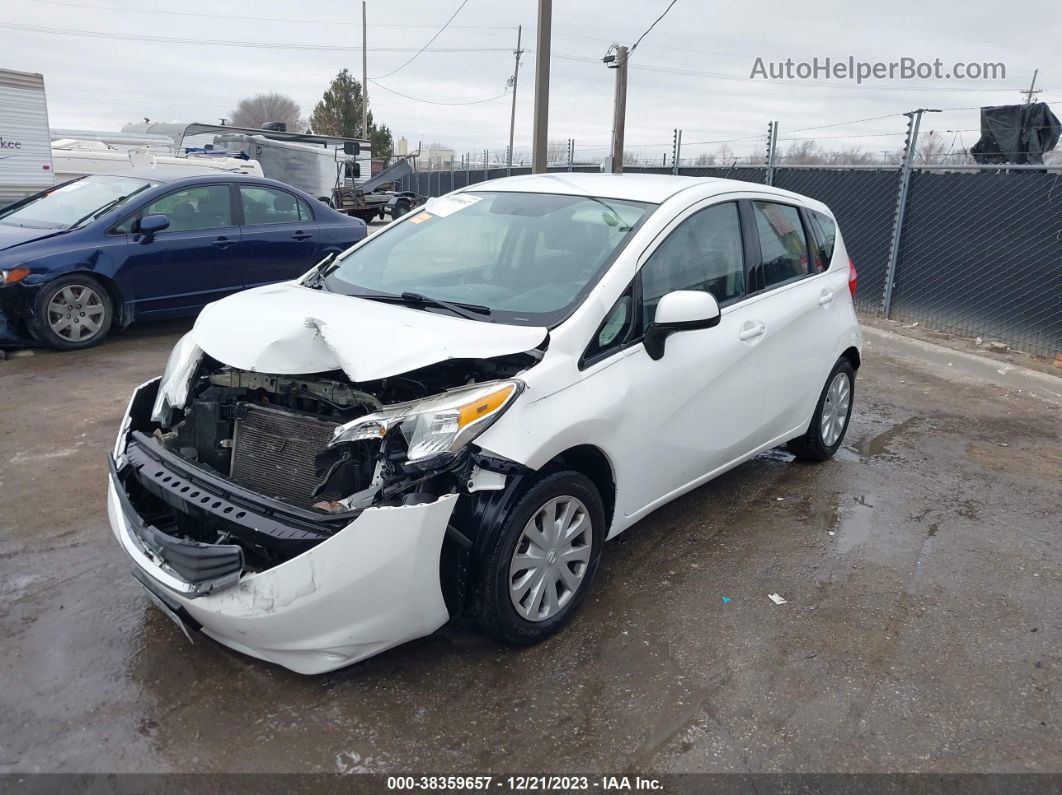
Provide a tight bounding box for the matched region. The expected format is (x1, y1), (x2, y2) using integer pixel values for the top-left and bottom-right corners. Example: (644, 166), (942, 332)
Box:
(0, 319), (1059, 775)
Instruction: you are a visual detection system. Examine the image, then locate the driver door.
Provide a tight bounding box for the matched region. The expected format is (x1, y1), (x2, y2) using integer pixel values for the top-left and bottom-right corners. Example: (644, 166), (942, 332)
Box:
(616, 199), (771, 519)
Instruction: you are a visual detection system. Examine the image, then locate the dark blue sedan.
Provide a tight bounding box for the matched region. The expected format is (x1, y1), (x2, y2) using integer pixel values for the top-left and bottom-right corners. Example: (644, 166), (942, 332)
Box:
(0, 171), (367, 349)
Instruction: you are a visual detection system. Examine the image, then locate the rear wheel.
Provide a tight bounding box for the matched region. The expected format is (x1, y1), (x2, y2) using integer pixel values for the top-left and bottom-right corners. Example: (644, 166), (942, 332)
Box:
(476, 471), (606, 645)
(391, 199), (412, 219)
(787, 358), (855, 461)
(33, 275), (113, 350)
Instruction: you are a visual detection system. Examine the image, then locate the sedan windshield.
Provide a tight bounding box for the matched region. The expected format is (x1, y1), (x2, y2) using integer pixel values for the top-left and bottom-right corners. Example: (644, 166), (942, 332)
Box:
(322, 191), (653, 326)
(0, 175), (157, 230)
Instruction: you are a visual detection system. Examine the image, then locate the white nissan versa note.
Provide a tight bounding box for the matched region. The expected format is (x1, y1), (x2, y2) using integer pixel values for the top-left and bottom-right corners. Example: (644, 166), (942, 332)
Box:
(108, 173), (862, 673)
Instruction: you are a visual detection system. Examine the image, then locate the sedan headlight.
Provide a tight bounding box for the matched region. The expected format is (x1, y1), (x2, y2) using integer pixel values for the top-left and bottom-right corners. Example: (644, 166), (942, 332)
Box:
(151, 333), (204, 425)
(331, 379), (523, 462)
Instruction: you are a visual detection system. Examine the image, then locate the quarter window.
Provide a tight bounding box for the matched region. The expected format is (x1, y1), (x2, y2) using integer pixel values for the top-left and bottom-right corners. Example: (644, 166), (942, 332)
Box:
(809, 210), (837, 272)
(240, 186), (309, 225)
(752, 201), (810, 287)
(138, 185), (233, 233)
(640, 202), (744, 326)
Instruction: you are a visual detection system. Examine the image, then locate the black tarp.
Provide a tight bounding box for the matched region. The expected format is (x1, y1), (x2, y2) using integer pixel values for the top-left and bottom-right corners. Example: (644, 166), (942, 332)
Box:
(971, 102), (1061, 165)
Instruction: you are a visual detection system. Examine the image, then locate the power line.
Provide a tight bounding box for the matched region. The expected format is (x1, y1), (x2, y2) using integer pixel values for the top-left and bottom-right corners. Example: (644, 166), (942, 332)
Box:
(23, 0), (515, 29)
(0, 21), (510, 53)
(368, 79), (507, 106)
(372, 0), (471, 79)
(629, 0), (680, 54)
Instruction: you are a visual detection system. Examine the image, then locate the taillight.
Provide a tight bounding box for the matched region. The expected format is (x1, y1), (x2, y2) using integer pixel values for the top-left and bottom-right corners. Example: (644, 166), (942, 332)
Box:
(848, 257), (858, 299)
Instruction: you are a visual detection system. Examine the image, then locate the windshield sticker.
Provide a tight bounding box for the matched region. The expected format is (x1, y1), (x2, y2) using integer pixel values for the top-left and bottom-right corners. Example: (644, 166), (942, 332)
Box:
(409, 211), (433, 224)
(423, 194), (482, 218)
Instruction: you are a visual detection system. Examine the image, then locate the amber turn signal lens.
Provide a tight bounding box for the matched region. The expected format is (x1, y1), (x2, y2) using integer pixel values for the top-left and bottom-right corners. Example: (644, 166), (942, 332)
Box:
(2, 267), (30, 285)
(457, 384), (515, 429)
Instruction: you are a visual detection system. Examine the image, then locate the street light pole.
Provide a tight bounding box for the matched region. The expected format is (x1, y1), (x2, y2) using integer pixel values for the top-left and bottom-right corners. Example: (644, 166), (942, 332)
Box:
(530, 0), (551, 174)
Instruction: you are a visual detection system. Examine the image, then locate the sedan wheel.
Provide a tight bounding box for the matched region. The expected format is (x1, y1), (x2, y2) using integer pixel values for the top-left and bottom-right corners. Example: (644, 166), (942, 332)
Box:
(47, 284), (106, 343)
(787, 357), (856, 462)
(509, 495), (593, 622)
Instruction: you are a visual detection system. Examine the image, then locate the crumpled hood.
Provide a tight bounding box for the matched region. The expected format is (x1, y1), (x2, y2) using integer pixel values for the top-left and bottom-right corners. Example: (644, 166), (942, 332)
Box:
(192, 282), (547, 381)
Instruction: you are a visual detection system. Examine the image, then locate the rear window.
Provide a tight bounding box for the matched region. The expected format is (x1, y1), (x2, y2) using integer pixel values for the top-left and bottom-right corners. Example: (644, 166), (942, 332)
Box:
(809, 210), (837, 272)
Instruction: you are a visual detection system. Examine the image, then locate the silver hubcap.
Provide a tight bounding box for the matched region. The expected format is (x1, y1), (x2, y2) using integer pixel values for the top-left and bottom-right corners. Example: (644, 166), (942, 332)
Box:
(47, 284), (105, 341)
(509, 495), (592, 622)
(821, 371), (851, 446)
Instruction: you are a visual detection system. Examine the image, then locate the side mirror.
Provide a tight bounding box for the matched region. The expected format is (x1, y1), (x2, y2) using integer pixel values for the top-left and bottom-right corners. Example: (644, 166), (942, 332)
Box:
(138, 214), (170, 237)
(644, 290), (721, 360)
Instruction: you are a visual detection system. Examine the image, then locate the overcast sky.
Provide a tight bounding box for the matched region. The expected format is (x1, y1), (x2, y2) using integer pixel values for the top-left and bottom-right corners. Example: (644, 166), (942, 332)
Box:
(5, 0), (1060, 163)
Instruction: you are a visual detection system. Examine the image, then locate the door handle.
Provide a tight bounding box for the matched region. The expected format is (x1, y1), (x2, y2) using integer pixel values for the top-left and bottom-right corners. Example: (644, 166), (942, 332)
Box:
(291, 231), (313, 241)
(818, 288), (835, 307)
(211, 236), (236, 248)
(738, 322), (767, 341)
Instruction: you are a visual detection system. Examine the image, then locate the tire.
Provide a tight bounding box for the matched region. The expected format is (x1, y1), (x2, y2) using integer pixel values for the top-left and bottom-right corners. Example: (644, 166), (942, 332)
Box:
(476, 470), (606, 646)
(392, 199), (411, 219)
(32, 274), (114, 351)
(787, 357), (855, 461)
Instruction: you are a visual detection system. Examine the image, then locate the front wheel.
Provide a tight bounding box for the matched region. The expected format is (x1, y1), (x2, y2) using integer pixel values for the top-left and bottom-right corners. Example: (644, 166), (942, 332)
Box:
(476, 471), (606, 646)
(32, 275), (114, 350)
(787, 358), (855, 461)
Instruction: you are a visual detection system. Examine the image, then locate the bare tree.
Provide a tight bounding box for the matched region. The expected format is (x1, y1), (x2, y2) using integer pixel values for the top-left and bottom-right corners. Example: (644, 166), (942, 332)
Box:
(622, 150), (642, 166)
(546, 139), (568, 165)
(916, 130), (958, 165)
(230, 92), (304, 131)
(693, 151), (718, 166)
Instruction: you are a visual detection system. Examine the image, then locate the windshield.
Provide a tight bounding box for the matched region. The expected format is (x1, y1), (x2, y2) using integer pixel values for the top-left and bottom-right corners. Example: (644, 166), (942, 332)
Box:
(0, 175), (158, 230)
(322, 191), (653, 326)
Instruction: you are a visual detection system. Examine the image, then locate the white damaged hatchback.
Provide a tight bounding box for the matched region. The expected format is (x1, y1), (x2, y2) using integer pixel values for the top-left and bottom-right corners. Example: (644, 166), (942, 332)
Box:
(108, 173), (862, 674)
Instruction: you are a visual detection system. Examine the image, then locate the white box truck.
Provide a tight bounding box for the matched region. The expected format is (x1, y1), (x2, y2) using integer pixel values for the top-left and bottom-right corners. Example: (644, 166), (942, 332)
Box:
(0, 69), (54, 206)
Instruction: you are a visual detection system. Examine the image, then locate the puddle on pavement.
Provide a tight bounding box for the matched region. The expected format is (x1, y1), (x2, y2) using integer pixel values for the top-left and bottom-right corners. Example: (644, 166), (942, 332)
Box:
(834, 495), (877, 554)
(856, 417), (922, 461)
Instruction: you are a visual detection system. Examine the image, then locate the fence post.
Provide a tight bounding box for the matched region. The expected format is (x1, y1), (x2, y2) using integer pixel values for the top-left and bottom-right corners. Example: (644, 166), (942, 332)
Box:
(506, 145), (512, 177)
(671, 129), (682, 175)
(568, 138), (574, 172)
(882, 108), (939, 317)
(765, 120), (778, 186)
(484, 149), (489, 181)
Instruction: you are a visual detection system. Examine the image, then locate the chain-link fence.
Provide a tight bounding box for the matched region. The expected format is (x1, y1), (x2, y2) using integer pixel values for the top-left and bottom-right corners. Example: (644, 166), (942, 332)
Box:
(397, 161), (1062, 359)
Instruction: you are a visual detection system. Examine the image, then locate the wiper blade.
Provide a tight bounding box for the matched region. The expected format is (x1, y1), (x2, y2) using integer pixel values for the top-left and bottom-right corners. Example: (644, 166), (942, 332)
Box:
(303, 253), (338, 291)
(70, 195), (128, 228)
(400, 291), (493, 321)
(351, 290), (492, 321)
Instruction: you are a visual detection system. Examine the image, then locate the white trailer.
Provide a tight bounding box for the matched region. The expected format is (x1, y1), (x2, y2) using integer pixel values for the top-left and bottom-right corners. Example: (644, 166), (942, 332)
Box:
(0, 69), (54, 206)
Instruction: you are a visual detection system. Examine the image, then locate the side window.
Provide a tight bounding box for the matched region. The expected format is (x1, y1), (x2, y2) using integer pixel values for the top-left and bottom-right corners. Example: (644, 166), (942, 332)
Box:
(809, 210), (836, 272)
(139, 185), (232, 233)
(640, 202), (744, 327)
(752, 201), (810, 287)
(297, 196), (314, 222)
(111, 214), (137, 234)
(240, 186), (303, 226)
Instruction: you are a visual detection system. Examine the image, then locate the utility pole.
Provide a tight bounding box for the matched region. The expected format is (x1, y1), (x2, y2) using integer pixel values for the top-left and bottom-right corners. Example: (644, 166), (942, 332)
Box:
(605, 45), (629, 174)
(507, 25), (523, 175)
(1021, 69), (1041, 104)
(361, 1), (369, 142)
(531, 0), (551, 173)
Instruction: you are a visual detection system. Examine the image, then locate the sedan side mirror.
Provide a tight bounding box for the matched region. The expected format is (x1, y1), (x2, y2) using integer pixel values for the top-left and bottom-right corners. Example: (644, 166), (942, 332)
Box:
(644, 290), (721, 360)
(138, 214), (170, 237)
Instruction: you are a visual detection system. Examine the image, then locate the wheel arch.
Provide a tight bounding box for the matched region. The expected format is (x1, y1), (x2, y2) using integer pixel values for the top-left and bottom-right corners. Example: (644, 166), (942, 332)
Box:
(539, 444), (617, 532)
(841, 345), (861, 371)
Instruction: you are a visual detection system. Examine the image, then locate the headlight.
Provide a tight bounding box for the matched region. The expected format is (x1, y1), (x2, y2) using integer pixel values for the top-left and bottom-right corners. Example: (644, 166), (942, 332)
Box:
(331, 379), (523, 462)
(151, 333), (204, 425)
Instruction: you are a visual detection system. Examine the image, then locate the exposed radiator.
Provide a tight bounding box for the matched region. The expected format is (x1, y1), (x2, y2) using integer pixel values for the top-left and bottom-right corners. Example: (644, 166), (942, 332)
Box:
(230, 403), (337, 508)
